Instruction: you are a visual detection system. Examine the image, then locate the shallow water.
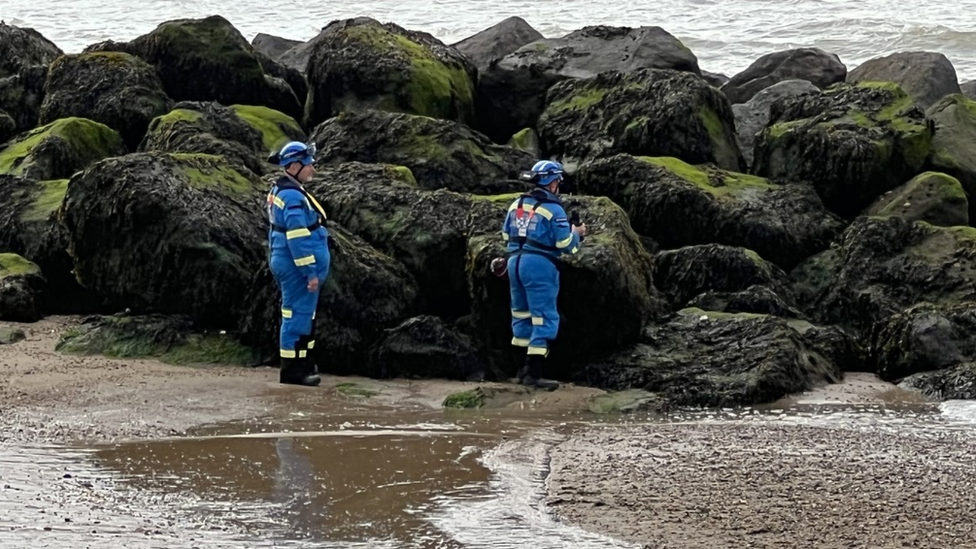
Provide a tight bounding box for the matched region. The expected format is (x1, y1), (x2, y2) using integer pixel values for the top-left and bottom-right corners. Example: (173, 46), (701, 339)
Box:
(5, 0), (976, 80)
(4, 382), (976, 548)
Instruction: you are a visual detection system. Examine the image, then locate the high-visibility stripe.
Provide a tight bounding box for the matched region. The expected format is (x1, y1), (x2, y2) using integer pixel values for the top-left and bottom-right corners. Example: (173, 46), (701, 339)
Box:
(527, 346), (549, 356)
(281, 308), (292, 318)
(511, 337), (530, 347)
(534, 206), (553, 220)
(286, 228), (311, 239)
(280, 349), (296, 358)
(532, 316), (544, 326)
(307, 340), (315, 349)
(502, 232), (510, 241)
(294, 255), (315, 266)
(512, 310), (531, 319)
(556, 235), (573, 248)
(273, 196), (285, 209)
(570, 246), (579, 254)
(299, 350), (307, 358)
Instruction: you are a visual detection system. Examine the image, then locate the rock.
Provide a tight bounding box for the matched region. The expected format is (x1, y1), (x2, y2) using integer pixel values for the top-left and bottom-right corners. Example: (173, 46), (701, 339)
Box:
(0, 253), (45, 322)
(654, 244), (794, 309)
(576, 308), (842, 407)
(84, 15), (303, 121)
(753, 81), (933, 219)
(238, 222), (420, 374)
(308, 162), (495, 318)
(538, 68), (743, 171)
(870, 302), (976, 381)
(721, 48), (847, 104)
(926, 94), (976, 220)
(791, 216), (976, 334)
(587, 389), (669, 414)
(304, 17), (476, 129)
(507, 127), (540, 158)
(61, 152), (267, 329)
(251, 32), (302, 61)
(961, 81), (976, 101)
(0, 109), (15, 143)
(574, 154), (844, 270)
(732, 79), (819, 168)
(254, 51), (308, 114)
(466, 194), (668, 372)
(864, 171), (968, 227)
(366, 315), (483, 380)
(899, 362), (976, 400)
(451, 16), (543, 70)
(0, 325), (26, 344)
(788, 320), (866, 372)
(701, 70), (729, 88)
(0, 117), (125, 180)
(848, 51), (961, 110)
(140, 101), (305, 176)
(0, 22), (62, 78)
(39, 52), (173, 150)
(442, 386), (533, 409)
(309, 110), (533, 193)
(0, 64), (49, 133)
(55, 313), (261, 365)
(476, 25), (700, 143)
(686, 285), (805, 319)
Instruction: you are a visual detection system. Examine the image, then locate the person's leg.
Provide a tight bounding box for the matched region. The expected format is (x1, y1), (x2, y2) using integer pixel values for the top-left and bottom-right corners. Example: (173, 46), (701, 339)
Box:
(508, 256), (532, 378)
(521, 256), (560, 390)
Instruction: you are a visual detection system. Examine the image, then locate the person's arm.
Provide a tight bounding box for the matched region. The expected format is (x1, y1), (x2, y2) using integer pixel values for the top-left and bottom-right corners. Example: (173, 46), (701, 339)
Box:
(279, 189), (319, 281)
(551, 204), (580, 256)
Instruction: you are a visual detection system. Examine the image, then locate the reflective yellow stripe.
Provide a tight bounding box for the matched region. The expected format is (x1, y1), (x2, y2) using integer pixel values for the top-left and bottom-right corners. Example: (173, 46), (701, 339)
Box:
(534, 206), (553, 220)
(298, 350), (307, 358)
(280, 349), (296, 358)
(281, 308), (292, 318)
(512, 310), (531, 319)
(511, 337), (530, 347)
(532, 316), (544, 326)
(307, 340), (315, 349)
(502, 232), (510, 241)
(273, 196), (285, 209)
(556, 235), (573, 248)
(286, 228), (311, 239)
(312, 311), (316, 319)
(294, 255), (315, 266)
(570, 246), (579, 254)
(528, 346), (549, 356)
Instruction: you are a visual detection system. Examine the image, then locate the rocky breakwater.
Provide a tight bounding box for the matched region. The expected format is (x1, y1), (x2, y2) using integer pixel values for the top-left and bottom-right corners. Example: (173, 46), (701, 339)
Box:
(2, 14), (976, 406)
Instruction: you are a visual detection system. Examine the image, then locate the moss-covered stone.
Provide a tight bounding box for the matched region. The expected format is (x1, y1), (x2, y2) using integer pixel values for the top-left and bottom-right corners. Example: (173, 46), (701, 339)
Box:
(55, 314), (262, 366)
(0, 109), (15, 144)
(587, 389), (668, 414)
(0, 326), (26, 344)
(0, 22), (62, 79)
(22, 179), (68, 223)
(442, 386), (532, 409)
(538, 69), (743, 170)
(0, 64), (48, 134)
(335, 382), (380, 398)
(753, 81), (933, 219)
(304, 17), (476, 128)
(507, 127), (540, 157)
(0, 253), (45, 322)
(0, 117), (125, 180)
(865, 171), (968, 226)
(0, 253), (40, 277)
(365, 315), (483, 380)
(871, 302), (976, 382)
(39, 51), (173, 150)
(925, 94), (976, 221)
(575, 153), (844, 270)
(229, 104), (303, 153)
(899, 362), (976, 401)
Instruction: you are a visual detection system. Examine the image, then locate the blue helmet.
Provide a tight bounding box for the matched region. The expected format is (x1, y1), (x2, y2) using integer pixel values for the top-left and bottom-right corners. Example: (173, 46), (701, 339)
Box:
(275, 141), (316, 167)
(529, 159), (564, 186)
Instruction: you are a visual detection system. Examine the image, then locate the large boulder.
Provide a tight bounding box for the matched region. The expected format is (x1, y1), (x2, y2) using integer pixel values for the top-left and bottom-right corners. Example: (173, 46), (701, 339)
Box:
(926, 94), (976, 220)
(475, 25), (701, 143)
(0, 109), (14, 144)
(0, 117), (125, 180)
(251, 33), (302, 61)
(0, 253), (45, 322)
(0, 22), (62, 78)
(576, 308), (842, 407)
(792, 216), (976, 334)
(61, 152), (267, 329)
(0, 64), (49, 133)
(962, 81), (976, 101)
(752, 81), (934, 219)
(466, 194), (668, 372)
(732, 79), (819, 168)
(84, 15), (303, 121)
(309, 110), (533, 193)
(451, 16), (543, 70)
(899, 362), (976, 401)
(366, 315), (483, 380)
(848, 52), (961, 110)
(39, 52), (173, 150)
(140, 101), (305, 176)
(538, 68), (743, 171)
(575, 154), (845, 270)
(654, 244), (795, 310)
(864, 171), (968, 227)
(303, 17), (476, 129)
(871, 302), (976, 381)
(686, 284), (805, 319)
(238, 222), (420, 374)
(721, 48), (847, 105)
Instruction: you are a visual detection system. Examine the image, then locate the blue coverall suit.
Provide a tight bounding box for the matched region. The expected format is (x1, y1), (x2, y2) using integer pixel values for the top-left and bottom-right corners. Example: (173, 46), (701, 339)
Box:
(502, 188), (581, 360)
(266, 175), (331, 375)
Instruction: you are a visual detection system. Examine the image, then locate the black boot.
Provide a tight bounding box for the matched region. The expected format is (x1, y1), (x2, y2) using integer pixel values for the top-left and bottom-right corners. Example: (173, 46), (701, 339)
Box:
(519, 355), (559, 391)
(296, 335), (321, 387)
(279, 355), (320, 387)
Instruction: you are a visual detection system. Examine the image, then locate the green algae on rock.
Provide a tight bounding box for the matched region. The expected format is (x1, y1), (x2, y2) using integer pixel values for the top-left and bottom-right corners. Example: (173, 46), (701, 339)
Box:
(864, 171), (968, 227)
(0, 252), (45, 322)
(925, 94), (976, 221)
(0, 117), (125, 180)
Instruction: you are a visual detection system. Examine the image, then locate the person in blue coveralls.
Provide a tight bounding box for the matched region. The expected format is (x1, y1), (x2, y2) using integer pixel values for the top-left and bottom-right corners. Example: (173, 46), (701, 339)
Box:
(499, 159), (586, 391)
(266, 141), (331, 387)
